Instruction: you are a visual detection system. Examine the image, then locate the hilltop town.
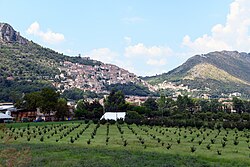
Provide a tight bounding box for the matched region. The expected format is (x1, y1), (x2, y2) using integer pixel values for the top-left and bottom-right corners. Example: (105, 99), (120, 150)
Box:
(53, 58), (155, 93)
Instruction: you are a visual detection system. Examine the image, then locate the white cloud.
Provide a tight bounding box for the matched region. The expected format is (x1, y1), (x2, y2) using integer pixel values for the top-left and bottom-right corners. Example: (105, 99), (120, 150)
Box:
(182, 0), (250, 53)
(84, 48), (138, 74)
(84, 48), (118, 64)
(125, 43), (172, 57)
(27, 22), (65, 44)
(124, 36), (132, 45)
(124, 43), (172, 69)
(146, 58), (167, 66)
(55, 49), (79, 56)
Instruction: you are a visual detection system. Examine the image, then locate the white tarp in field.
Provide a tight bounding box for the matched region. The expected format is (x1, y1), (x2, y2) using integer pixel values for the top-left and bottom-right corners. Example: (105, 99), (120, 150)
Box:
(0, 112), (13, 119)
(100, 112), (126, 121)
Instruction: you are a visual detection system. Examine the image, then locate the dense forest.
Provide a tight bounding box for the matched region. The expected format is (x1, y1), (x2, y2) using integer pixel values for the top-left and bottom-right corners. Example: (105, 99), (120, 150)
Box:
(0, 79), (53, 102)
(106, 82), (157, 97)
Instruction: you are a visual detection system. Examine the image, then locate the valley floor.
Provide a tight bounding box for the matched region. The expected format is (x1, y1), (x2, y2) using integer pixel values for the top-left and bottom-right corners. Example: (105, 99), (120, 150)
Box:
(0, 121), (249, 167)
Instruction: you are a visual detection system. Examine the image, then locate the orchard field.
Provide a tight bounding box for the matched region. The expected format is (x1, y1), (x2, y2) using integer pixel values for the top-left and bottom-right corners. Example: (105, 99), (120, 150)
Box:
(0, 121), (250, 167)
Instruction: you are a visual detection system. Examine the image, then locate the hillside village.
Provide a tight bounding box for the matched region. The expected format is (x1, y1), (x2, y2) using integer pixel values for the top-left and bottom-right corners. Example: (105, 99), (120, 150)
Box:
(53, 58), (155, 93)
(154, 81), (242, 99)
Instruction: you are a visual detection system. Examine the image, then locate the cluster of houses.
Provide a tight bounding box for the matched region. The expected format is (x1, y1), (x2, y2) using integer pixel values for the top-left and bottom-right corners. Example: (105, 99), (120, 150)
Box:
(0, 99), (127, 123)
(154, 81), (243, 100)
(0, 102), (76, 123)
(53, 60), (155, 93)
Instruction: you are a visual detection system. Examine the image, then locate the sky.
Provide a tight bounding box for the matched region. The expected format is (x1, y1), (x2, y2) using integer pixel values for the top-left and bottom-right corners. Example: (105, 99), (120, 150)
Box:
(1, 0), (250, 76)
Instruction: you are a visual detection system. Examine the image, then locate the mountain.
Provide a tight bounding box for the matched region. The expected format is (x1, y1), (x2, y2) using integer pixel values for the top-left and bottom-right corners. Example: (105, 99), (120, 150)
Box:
(144, 51), (250, 98)
(0, 23), (28, 44)
(0, 23), (154, 102)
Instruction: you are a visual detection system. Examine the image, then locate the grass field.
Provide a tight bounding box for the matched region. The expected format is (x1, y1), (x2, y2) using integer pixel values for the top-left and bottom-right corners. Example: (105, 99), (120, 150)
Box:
(0, 121), (250, 167)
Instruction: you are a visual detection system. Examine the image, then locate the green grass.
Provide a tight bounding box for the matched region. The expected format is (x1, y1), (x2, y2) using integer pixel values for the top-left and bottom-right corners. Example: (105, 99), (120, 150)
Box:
(0, 121), (250, 167)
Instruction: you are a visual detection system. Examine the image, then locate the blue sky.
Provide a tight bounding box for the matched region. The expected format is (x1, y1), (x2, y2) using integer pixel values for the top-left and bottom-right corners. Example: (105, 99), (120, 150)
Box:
(2, 0), (250, 76)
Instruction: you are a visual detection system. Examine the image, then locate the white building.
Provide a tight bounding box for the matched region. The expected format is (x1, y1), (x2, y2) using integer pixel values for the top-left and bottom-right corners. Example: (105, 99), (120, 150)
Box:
(100, 112), (126, 121)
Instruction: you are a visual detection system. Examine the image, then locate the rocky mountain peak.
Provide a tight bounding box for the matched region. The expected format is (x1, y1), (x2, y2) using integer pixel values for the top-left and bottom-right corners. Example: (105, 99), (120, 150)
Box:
(0, 23), (28, 44)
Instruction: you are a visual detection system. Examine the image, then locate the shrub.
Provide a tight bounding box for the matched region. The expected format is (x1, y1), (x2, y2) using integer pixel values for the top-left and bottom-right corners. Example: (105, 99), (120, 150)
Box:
(211, 139), (216, 144)
(190, 146), (196, 153)
(123, 140), (128, 147)
(92, 119), (99, 124)
(221, 141), (226, 148)
(177, 138), (181, 144)
(70, 137), (74, 143)
(100, 119), (107, 125)
(117, 118), (124, 124)
(206, 144), (211, 150)
(85, 119), (90, 124)
(233, 139), (239, 146)
(166, 143), (172, 149)
(40, 136), (44, 142)
(108, 119), (116, 125)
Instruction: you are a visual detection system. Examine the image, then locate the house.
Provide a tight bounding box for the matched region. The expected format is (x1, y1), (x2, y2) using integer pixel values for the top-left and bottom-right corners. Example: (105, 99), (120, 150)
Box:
(11, 101), (75, 122)
(0, 103), (15, 111)
(10, 109), (37, 122)
(0, 112), (13, 123)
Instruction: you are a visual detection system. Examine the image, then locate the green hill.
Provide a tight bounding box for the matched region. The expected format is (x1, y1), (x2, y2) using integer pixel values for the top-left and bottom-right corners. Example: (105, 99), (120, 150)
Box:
(0, 23), (154, 102)
(143, 51), (250, 98)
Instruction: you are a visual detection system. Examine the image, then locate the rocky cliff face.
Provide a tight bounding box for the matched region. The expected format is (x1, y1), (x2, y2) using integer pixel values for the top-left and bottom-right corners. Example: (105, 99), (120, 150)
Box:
(0, 23), (28, 44)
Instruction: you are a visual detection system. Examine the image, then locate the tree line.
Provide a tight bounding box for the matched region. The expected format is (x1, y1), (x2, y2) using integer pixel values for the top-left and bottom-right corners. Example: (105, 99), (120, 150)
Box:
(17, 89), (250, 130)
(16, 88), (68, 121)
(125, 94), (250, 130)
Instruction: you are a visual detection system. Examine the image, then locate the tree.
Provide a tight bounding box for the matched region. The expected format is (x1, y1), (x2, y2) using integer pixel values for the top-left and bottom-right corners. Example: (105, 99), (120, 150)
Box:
(62, 88), (98, 100)
(40, 88), (60, 120)
(157, 94), (166, 118)
(243, 100), (250, 113)
(74, 99), (103, 119)
(104, 90), (127, 112)
(55, 98), (68, 120)
(176, 95), (185, 112)
(125, 111), (142, 124)
(143, 97), (158, 112)
(127, 105), (150, 116)
(198, 99), (210, 112)
(209, 99), (222, 112)
(125, 111), (142, 120)
(75, 100), (87, 119)
(233, 97), (244, 114)
(90, 100), (103, 119)
(23, 92), (42, 110)
(185, 96), (195, 113)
